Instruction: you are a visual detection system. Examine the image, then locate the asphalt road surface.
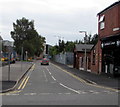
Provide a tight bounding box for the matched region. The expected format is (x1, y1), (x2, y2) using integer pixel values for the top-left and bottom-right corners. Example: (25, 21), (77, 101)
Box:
(2, 61), (119, 105)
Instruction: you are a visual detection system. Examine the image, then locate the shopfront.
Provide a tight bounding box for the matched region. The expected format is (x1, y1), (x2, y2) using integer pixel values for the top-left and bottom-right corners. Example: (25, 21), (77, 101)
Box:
(101, 34), (120, 76)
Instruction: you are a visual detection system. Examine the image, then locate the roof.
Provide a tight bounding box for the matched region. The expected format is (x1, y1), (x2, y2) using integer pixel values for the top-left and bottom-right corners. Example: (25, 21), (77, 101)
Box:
(97, 1), (120, 15)
(75, 44), (94, 52)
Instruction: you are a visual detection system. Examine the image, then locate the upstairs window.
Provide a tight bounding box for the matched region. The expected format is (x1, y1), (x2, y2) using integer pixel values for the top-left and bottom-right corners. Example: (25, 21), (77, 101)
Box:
(99, 15), (105, 30)
(100, 22), (105, 30)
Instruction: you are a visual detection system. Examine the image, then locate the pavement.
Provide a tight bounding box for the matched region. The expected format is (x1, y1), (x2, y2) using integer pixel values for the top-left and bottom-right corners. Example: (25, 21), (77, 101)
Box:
(0, 61), (33, 93)
(51, 60), (120, 90)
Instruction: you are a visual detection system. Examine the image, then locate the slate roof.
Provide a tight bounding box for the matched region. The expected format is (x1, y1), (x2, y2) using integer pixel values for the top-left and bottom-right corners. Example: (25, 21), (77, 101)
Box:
(75, 44), (94, 52)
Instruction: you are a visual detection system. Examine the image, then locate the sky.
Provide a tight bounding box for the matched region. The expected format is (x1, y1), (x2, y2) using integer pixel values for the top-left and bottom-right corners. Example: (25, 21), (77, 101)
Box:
(0, 0), (118, 46)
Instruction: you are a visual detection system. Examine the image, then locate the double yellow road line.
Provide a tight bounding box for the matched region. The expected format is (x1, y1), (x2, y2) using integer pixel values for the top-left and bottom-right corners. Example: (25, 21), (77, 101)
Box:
(18, 76), (30, 90)
(17, 64), (35, 90)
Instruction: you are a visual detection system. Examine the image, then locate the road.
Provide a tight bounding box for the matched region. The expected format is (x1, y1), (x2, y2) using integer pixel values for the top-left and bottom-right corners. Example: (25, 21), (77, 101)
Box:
(2, 61), (119, 105)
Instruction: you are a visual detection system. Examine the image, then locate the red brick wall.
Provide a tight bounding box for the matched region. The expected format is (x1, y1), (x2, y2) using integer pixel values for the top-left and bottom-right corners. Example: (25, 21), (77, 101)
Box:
(74, 52), (91, 70)
(118, 4), (120, 29)
(98, 4), (120, 38)
(91, 42), (99, 74)
(91, 41), (102, 74)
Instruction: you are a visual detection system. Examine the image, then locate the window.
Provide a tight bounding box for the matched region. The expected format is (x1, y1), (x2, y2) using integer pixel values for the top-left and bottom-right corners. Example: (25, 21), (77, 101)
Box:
(99, 15), (105, 30)
(100, 21), (105, 30)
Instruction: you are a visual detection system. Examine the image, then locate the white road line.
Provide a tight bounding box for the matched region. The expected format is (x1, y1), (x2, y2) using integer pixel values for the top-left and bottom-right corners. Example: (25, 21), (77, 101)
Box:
(46, 67), (50, 72)
(24, 93), (36, 95)
(52, 76), (56, 81)
(43, 70), (48, 82)
(49, 72), (51, 75)
(59, 83), (80, 94)
(46, 67), (52, 75)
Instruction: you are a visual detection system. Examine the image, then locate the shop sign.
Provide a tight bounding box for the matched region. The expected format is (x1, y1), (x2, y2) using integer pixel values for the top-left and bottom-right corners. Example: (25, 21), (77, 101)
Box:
(101, 41), (120, 48)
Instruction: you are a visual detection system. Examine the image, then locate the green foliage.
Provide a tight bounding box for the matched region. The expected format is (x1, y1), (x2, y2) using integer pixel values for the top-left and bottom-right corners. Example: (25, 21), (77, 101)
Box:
(65, 41), (75, 52)
(49, 34), (98, 57)
(49, 45), (59, 57)
(11, 17), (45, 57)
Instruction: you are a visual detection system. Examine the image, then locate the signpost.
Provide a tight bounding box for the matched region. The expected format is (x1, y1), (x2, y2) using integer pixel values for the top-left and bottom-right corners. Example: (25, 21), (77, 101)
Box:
(3, 40), (13, 81)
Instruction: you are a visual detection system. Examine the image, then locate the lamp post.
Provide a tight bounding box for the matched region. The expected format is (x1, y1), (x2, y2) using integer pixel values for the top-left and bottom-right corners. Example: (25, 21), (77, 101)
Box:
(79, 31), (87, 71)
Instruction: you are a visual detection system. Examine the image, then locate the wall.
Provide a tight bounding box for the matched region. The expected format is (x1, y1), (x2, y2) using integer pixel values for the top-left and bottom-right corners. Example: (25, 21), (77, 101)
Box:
(98, 4), (120, 38)
(74, 51), (91, 70)
(91, 41), (102, 74)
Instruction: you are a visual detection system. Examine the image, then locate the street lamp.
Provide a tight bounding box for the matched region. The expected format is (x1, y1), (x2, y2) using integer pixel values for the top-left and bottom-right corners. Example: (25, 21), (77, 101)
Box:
(79, 31), (87, 71)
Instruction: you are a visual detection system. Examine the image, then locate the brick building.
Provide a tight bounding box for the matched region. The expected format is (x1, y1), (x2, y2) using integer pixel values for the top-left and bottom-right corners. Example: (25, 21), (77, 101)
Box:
(74, 44), (93, 71)
(91, 1), (120, 76)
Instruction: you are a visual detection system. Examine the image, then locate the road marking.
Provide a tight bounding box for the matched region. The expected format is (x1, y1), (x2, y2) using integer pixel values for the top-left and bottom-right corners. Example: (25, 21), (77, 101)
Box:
(18, 76), (28, 90)
(52, 76), (56, 81)
(21, 77), (29, 89)
(59, 83), (80, 94)
(46, 67), (52, 75)
(46, 67), (50, 72)
(24, 93), (36, 95)
(43, 70), (48, 82)
(49, 72), (51, 75)
(51, 63), (120, 92)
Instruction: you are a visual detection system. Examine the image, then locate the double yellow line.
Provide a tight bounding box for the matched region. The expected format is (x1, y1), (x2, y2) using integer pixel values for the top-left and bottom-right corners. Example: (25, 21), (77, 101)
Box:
(18, 64), (35, 90)
(18, 76), (30, 90)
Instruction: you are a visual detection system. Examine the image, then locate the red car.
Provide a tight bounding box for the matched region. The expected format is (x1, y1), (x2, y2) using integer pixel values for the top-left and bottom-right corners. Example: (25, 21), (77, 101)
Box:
(40, 58), (49, 65)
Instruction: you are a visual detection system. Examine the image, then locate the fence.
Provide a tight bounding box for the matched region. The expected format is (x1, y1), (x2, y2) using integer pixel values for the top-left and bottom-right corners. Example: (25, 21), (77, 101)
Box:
(54, 52), (74, 65)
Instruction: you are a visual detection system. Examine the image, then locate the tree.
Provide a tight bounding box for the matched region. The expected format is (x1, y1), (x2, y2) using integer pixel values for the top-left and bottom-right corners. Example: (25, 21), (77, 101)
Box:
(58, 39), (65, 53)
(49, 45), (59, 57)
(90, 34), (98, 44)
(65, 41), (75, 52)
(11, 17), (45, 58)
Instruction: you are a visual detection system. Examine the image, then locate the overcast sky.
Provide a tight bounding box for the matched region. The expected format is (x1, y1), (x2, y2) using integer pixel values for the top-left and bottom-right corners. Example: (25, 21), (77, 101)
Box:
(0, 0), (117, 45)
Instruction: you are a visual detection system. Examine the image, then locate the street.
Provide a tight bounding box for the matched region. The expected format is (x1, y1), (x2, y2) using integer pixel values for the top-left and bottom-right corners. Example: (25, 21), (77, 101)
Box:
(2, 61), (119, 105)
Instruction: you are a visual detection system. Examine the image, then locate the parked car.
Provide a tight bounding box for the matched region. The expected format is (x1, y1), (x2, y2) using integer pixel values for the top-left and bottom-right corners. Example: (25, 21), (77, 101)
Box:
(10, 58), (16, 64)
(40, 58), (49, 65)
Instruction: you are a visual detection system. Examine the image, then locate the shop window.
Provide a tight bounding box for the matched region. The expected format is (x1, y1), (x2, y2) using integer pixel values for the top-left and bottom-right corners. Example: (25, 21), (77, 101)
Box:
(92, 50), (96, 65)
